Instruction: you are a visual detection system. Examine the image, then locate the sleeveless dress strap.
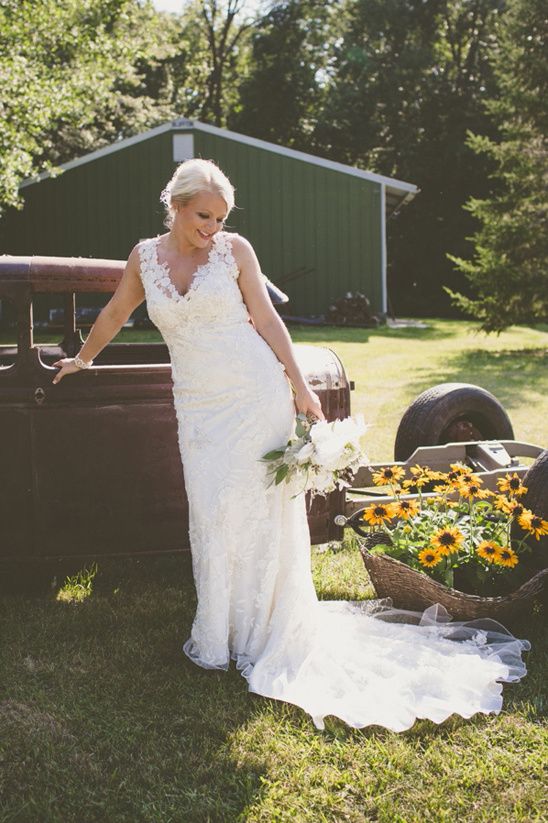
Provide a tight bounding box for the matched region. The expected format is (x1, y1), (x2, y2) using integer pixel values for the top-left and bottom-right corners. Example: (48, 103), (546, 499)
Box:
(136, 237), (157, 282)
(212, 232), (240, 280)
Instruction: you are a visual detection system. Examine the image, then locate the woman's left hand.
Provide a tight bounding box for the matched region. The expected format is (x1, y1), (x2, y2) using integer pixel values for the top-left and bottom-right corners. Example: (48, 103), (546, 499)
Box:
(294, 385), (325, 421)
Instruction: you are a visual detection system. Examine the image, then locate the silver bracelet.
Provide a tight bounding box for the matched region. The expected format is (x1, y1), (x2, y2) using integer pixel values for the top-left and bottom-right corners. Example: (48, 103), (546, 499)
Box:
(74, 356), (93, 370)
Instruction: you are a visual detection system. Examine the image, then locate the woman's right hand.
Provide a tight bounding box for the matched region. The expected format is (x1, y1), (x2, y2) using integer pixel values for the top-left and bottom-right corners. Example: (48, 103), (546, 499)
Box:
(51, 246), (146, 386)
(52, 358), (83, 384)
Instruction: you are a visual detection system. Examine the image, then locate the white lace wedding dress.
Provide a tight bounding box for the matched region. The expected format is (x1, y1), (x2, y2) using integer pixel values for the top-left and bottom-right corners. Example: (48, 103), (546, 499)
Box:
(137, 231), (530, 731)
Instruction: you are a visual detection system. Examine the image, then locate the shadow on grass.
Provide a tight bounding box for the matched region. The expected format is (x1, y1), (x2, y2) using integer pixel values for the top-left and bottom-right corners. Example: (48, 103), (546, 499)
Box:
(288, 319), (465, 346)
(398, 347), (548, 422)
(0, 555), (269, 823)
(495, 599), (548, 725)
(3, 553), (547, 823)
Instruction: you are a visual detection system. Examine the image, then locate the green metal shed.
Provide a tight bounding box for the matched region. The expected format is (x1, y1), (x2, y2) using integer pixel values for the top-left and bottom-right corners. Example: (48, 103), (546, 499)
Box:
(0, 118), (417, 317)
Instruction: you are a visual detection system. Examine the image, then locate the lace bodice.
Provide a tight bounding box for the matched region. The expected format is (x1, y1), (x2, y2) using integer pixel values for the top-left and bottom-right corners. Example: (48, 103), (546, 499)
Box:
(137, 232), (249, 336)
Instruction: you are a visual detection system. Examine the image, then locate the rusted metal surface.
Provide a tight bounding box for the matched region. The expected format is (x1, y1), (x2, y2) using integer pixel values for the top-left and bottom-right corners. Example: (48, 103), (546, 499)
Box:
(0, 256), (124, 294)
(0, 256), (350, 562)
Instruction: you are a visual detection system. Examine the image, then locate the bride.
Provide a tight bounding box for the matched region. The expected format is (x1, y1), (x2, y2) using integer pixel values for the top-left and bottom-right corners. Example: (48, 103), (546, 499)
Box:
(53, 158), (529, 731)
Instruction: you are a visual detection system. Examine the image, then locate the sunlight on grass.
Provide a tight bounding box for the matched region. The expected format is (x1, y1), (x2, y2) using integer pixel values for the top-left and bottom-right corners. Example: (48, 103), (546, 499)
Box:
(2, 320), (548, 822)
(2, 555), (547, 822)
(311, 539), (374, 601)
(55, 562), (98, 603)
(290, 319), (548, 461)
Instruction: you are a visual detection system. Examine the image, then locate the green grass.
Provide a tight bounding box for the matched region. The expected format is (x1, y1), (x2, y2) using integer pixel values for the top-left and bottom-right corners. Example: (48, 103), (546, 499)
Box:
(1, 319), (548, 822)
(5, 316), (547, 458)
(55, 563), (98, 604)
(289, 318), (548, 461)
(2, 551), (547, 823)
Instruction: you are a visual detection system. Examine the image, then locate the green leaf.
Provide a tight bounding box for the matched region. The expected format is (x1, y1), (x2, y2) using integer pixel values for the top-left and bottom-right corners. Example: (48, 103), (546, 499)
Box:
(444, 568), (454, 588)
(295, 416), (308, 438)
(262, 449), (286, 461)
(275, 464), (290, 485)
(369, 543), (392, 555)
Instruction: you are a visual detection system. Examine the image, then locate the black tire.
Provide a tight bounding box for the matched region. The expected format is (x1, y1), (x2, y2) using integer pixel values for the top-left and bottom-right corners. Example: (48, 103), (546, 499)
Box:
(511, 449), (548, 571)
(394, 383), (514, 462)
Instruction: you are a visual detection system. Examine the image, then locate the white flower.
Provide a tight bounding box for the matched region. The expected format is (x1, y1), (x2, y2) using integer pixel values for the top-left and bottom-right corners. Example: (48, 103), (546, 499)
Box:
(282, 441), (303, 466)
(305, 467), (335, 493)
(331, 413), (367, 445)
(262, 415), (368, 496)
(309, 420), (332, 446)
(296, 441), (315, 464)
(313, 434), (352, 472)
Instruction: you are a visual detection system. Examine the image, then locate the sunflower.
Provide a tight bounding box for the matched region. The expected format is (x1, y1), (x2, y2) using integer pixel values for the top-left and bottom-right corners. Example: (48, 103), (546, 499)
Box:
(393, 499), (420, 519)
(477, 541), (502, 563)
(418, 548), (442, 568)
(498, 547), (519, 568)
(372, 466), (405, 486)
(449, 463), (481, 485)
(409, 464), (438, 486)
(497, 473), (528, 497)
(410, 464), (430, 477)
(493, 495), (512, 513)
(431, 526), (465, 555)
(446, 469), (461, 485)
(362, 503), (397, 525)
(460, 471), (482, 486)
(518, 512), (548, 540)
(507, 501), (525, 519)
(458, 480), (490, 501)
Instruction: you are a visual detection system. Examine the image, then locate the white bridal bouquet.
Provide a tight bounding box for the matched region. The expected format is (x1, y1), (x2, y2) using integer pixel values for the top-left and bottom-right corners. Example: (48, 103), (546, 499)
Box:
(262, 414), (368, 495)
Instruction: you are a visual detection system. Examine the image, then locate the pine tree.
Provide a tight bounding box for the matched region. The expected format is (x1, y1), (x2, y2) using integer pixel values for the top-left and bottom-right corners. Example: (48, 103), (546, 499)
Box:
(448, 0), (548, 331)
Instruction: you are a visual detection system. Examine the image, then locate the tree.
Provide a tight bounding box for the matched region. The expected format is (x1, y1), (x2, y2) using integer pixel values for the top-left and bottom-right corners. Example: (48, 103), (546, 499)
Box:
(0, 0), (179, 215)
(228, 0), (336, 150)
(448, 0), (548, 331)
(148, 0), (263, 128)
(198, 0), (257, 125)
(311, 0), (504, 316)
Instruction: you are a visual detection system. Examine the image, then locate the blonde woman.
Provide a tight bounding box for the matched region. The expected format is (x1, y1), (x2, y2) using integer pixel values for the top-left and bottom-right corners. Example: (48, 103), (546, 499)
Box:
(54, 159), (529, 731)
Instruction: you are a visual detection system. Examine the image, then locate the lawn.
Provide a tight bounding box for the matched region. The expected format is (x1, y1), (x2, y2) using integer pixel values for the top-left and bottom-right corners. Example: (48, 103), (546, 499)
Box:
(288, 318), (548, 462)
(1, 319), (548, 822)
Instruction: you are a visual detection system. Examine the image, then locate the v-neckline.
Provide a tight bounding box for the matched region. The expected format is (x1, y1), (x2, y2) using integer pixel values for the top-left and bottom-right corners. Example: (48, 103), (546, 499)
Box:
(154, 236), (215, 300)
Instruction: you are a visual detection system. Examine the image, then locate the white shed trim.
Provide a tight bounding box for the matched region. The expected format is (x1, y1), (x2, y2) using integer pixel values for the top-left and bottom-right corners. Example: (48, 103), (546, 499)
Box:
(19, 119), (418, 215)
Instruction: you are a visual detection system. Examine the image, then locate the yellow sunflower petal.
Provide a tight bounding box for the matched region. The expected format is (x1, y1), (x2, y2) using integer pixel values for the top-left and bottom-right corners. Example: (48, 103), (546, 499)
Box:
(418, 548), (442, 567)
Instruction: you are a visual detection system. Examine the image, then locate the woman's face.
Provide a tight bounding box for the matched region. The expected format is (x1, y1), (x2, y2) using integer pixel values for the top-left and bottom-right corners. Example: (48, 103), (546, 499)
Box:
(175, 190), (228, 248)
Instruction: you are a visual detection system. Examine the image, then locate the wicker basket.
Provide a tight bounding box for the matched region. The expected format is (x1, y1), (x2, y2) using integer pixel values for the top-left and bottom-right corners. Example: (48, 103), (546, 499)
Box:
(360, 533), (548, 622)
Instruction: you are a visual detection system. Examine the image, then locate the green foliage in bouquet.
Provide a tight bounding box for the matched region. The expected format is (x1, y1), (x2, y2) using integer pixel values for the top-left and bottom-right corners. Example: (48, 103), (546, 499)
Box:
(262, 414), (367, 495)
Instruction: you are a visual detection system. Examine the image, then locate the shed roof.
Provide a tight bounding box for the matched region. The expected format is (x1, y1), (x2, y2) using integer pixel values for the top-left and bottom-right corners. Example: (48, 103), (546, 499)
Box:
(20, 118), (418, 216)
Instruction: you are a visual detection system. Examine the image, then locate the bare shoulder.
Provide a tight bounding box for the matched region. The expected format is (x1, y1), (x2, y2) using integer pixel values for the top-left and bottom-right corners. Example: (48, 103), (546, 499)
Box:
(128, 235), (162, 273)
(132, 235), (159, 257)
(225, 232), (258, 267)
(121, 241), (152, 287)
(125, 243), (144, 274)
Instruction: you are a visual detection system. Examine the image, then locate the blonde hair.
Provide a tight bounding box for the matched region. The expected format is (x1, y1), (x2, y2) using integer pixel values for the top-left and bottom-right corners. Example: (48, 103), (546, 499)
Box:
(160, 158), (235, 227)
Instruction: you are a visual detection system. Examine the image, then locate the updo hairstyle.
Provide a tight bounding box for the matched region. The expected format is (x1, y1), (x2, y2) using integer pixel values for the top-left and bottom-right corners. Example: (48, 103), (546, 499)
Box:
(160, 158), (235, 228)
